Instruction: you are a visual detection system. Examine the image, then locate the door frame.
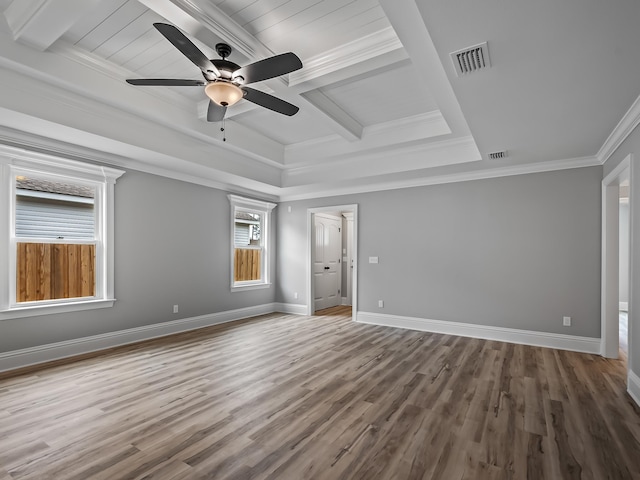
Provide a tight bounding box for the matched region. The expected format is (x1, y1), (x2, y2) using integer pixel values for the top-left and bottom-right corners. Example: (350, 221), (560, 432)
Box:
(601, 154), (632, 361)
(307, 204), (358, 320)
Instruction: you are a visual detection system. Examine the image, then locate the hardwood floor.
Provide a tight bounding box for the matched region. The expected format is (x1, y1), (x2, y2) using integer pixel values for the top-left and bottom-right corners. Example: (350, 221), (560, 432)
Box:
(1, 311), (639, 479)
(314, 305), (352, 316)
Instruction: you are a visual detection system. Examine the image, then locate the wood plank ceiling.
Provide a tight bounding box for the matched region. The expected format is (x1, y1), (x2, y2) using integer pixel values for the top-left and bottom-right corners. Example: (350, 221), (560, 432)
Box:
(57, 0), (446, 149)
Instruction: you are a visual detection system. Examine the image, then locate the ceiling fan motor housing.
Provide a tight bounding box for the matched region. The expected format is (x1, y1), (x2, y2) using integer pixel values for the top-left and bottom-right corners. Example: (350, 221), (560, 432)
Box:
(211, 59), (240, 81)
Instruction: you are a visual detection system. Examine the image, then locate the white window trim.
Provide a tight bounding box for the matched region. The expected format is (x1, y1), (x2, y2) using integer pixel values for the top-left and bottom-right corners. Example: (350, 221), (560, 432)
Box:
(228, 194), (276, 291)
(0, 145), (124, 319)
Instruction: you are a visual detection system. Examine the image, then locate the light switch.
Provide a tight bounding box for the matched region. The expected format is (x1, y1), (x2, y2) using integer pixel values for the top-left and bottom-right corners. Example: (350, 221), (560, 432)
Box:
(369, 256), (379, 264)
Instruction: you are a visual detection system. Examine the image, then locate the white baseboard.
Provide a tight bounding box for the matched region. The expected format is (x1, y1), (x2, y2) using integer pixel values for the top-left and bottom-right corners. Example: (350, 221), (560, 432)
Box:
(629, 370), (640, 407)
(0, 303), (277, 373)
(356, 311), (601, 354)
(620, 301), (629, 312)
(274, 302), (308, 315)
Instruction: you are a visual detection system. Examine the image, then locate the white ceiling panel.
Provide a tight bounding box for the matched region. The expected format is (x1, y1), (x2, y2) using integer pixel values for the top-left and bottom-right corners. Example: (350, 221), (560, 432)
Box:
(120, 37), (179, 72)
(233, 104), (335, 145)
(320, 62), (439, 127)
(63, 0), (129, 44)
(230, 0), (292, 26)
(213, 0), (390, 60)
(103, 25), (162, 65)
(69, 1), (147, 52)
(92, 10), (159, 59)
(240, 0), (322, 35)
(265, 3), (390, 60)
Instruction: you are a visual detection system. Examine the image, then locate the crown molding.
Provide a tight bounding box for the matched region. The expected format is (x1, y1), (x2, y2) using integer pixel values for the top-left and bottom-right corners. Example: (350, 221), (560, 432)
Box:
(289, 26), (404, 88)
(363, 110), (450, 144)
(283, 135), (479, 186)
(597, 92), (640, 164)
(0, 125), (280, 201)
(285, 111), (450, 165)
(0, 122), (601, 204)
(278, 155), (601, 201)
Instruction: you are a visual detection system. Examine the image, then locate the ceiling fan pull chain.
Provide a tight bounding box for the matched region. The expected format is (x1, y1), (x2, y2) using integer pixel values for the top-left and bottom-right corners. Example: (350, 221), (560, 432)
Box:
(221, 117), (226, 142)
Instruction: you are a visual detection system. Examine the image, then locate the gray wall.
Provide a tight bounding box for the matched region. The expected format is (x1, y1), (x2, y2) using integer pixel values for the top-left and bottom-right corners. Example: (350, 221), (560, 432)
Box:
(277, 166), (602, 338)
(0, 169), (276, 353)
(604, 125), (640, 374)
(1, 162), (605, 358)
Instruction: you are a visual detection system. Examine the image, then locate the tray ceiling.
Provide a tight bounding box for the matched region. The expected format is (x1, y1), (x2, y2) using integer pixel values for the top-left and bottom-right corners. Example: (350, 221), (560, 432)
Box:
(0, 0), (639, 200)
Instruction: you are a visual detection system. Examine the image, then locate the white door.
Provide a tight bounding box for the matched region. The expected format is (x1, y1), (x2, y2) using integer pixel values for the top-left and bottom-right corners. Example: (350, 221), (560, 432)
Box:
(314, 214), (342, 311)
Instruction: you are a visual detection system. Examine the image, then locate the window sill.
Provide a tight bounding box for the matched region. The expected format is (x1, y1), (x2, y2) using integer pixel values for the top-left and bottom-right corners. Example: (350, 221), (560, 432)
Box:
(231, 282), (271, 292)
(0, 298), (116, 320)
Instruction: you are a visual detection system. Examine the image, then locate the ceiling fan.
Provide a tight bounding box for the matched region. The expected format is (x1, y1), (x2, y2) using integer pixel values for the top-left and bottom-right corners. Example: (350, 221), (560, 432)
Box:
(126, 23), (303, 121)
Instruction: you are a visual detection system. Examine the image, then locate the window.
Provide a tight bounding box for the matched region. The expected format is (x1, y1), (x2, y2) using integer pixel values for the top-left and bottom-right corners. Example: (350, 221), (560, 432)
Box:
(0, 147), (124, 318)
(228, 195), (275, 290)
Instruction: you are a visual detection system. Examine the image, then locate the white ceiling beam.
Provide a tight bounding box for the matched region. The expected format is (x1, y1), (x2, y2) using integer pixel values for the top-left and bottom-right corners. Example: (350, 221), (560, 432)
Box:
(289, 26), (406, 90)
(378, 0), (472, 137)
(300, 90), (363, 141)
(3, 0), (101, 51)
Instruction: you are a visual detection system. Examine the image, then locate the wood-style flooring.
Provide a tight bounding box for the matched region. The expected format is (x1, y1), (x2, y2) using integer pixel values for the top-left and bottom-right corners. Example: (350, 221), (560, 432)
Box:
(1, 310), (639, 479)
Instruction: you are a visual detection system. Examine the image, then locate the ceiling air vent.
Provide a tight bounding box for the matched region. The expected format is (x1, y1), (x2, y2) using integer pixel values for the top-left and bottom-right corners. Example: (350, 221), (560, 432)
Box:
(488, 150), (508, 160)
(450, 42), (490, 76)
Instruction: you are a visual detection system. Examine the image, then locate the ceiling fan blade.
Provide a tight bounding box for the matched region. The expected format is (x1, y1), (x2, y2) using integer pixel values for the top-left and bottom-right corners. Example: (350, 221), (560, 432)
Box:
(242, 87), (299, 116)
(207, 101), (227, 122)
(153, 23), (220, 78)
(126, 79), (205, 86)
(234, 53), (302, 85)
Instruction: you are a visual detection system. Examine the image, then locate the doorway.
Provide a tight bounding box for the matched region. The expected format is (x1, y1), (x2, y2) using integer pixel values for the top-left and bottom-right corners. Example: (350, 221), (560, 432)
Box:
(602, 154), (632, 363)
(307, 205), (358, 320)
(313, 213), (342, 311)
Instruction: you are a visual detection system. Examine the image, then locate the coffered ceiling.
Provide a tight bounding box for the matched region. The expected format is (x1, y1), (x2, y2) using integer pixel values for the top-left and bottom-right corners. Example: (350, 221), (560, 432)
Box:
(0, 0), (639, 200)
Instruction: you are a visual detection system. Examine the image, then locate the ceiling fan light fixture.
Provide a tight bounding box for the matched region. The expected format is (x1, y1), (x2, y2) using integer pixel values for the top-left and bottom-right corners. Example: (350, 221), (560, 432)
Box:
(205, 81), (243, 107)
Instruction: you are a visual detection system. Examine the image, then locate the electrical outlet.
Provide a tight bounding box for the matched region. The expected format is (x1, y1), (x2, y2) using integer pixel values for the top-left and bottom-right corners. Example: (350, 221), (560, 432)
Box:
(563, 316), (571, 326)
(378, 300), (384, 308)
(173, 305), (179, 314)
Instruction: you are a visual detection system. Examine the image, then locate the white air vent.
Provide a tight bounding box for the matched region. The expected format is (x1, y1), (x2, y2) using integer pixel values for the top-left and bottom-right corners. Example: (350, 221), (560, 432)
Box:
(488, 150), (508, 160)
(450, 42), (490, 76)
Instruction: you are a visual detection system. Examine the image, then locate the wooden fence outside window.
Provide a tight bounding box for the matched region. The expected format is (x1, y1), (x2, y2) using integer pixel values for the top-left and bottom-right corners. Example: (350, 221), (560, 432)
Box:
(234, 248), (261, 282)
(16, 242), (95, 302)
